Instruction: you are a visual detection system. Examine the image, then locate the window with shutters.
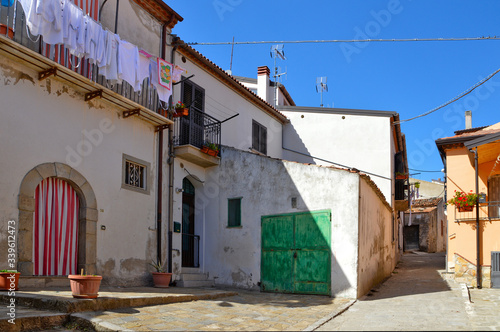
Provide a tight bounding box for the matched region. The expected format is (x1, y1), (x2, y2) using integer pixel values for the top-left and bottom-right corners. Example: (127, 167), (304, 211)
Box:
(178, 79), (206, 148)
(181, 79), (205, 113)
(488, 175), (500, 219)
(252, 120), (267, 155)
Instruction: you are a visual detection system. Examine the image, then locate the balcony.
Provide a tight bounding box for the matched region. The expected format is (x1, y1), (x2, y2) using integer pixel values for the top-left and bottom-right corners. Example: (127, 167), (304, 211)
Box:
(0, 4), (171, 128)
(394, 177), (409, 211)
(173, 108), (221, 168)
(453, 201), (500, 223)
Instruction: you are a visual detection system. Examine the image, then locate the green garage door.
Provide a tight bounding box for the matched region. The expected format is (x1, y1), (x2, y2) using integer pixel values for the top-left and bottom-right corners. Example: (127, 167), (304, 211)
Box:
(261, 210), (331, 295)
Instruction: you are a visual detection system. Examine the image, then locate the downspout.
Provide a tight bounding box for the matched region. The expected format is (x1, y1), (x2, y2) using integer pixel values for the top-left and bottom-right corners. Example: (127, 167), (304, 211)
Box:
(166, 22), (177, 275)
(474, 147), (482, 288)
(156, 17), (175, 268)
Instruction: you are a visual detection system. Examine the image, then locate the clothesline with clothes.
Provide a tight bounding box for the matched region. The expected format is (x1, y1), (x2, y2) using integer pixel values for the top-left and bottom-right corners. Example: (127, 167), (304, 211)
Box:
(14, 0), (187, 104)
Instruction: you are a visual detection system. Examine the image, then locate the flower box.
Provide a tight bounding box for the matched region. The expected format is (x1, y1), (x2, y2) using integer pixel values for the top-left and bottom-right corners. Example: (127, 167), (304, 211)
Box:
(458, 205), (474, 212)
(200, 145), (218, 157)
(173, 108), (189, 117)
(447, 190), (478, 212)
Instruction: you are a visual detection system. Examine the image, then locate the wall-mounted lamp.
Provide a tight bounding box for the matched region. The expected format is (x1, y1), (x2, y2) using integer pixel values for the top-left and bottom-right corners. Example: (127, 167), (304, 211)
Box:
(175, 188), (184, 194)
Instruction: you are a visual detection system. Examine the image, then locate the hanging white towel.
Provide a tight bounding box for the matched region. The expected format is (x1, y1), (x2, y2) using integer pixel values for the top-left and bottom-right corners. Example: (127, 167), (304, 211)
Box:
(118, 39), (139, 90)
(37, 0), (65, 45)
(136, 52), (151, 91)
(63, 0), (84, 56)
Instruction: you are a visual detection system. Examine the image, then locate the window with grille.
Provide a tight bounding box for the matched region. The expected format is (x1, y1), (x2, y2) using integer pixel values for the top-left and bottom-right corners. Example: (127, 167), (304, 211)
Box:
(252, 120), (267, 155)
(122, 154), (151, 194)
(228, 198), (242, 227)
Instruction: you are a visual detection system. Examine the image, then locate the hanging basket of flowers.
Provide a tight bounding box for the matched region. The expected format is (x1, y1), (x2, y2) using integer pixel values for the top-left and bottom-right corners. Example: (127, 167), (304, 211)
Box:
(447, 190), (478, 212)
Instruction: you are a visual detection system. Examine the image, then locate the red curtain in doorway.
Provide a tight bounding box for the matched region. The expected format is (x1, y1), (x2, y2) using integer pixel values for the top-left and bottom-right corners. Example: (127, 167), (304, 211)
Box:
(34, 178), (79, 276)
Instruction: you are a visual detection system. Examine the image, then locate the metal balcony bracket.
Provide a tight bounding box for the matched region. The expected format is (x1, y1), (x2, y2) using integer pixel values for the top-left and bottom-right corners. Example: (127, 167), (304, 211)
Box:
(85, 89), (103, 101)
(38, 67), (57, 81)
(123, 108), (141, 119)
(172, 74), (195, 86)
(155, 124), (170, 132)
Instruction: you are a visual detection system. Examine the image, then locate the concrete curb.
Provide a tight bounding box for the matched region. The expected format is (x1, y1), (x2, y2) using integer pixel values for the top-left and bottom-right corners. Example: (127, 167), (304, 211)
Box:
(303, 299), (357, 331)
(0, 312), (68, 332)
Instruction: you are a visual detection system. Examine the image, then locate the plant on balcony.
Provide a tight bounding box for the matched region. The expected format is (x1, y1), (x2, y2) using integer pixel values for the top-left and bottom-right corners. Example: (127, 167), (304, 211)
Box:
(395, 172), (408, 180)
(414, 182), (420, 189)
(447, 190), (478, 212)
(201, 142), (219, 157)
(172, 101), (188, 117)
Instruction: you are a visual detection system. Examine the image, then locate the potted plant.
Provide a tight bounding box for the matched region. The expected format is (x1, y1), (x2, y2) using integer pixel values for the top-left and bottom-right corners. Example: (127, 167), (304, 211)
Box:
(414, 182), (420, 189)
(447, 190), (478, 212)
(0, 270), (20, 291)
(68, 270), (102, 299)
(149, 260), (172, 288)
(395, 172), (408, 180)
(201, 142), (219, 157)
(172, 101), (188, 117)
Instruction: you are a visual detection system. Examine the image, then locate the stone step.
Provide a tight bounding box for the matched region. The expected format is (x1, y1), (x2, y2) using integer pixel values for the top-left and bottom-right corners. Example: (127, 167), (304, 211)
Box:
(176, 279), (215, 288)
(181, 267), (201, 274)
(20, 276), (70, 288)
(0, 306), (67, 332)
(179, 273), (209, 281)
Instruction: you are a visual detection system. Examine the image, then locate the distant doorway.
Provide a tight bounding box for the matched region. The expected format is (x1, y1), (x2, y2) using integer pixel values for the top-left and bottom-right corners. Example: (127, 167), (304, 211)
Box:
(404, 225), (420, 251)
(182, 178), (198, 267)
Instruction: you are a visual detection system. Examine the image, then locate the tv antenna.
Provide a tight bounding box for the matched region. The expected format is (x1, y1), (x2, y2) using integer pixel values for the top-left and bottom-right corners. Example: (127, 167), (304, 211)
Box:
(270, 44), (287, 106)
(316, 76), (328, 107)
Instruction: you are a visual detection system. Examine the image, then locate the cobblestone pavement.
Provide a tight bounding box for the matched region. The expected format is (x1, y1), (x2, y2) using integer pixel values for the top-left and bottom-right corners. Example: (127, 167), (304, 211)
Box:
(74, 290), (352, 331)
(317, 251), (500, 331)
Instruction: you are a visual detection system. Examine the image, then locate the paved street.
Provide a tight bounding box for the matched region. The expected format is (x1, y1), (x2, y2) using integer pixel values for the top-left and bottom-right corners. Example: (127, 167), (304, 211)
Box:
(317, 251), (500, 331)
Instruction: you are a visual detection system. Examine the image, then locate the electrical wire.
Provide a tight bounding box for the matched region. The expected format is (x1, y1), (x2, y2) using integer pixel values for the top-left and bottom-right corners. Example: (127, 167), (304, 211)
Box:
(186, 36), (500, 46)
(409, 168), (444, 173)
(394, 67), (500, 124)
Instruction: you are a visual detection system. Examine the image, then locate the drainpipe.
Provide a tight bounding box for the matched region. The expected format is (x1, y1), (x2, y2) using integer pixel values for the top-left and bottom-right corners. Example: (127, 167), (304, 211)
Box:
(166, 25), (177, 275)
(474, 147), (482, 288)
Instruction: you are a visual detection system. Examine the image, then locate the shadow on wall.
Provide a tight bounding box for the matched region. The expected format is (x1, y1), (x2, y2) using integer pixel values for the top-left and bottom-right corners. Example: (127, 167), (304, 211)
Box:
(282, 122), (316, 164)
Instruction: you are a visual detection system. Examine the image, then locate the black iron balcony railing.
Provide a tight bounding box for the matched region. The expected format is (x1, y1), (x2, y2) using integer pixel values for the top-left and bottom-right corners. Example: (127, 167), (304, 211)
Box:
(173, 107), (221, 152)
(0, 3), (161, 114)
(454, 201), (500, 222)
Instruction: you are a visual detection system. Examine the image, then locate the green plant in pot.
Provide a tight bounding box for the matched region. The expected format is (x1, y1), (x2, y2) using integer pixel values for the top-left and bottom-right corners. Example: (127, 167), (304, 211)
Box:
(149, 260), (172, 288)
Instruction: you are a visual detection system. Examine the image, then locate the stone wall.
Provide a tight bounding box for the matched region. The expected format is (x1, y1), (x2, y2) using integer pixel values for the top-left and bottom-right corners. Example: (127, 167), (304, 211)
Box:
(454, 253), (491, 288)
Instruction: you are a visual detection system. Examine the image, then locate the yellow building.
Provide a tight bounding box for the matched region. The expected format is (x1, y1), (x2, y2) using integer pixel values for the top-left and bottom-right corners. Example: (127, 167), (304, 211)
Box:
(436, 122), (500, 288)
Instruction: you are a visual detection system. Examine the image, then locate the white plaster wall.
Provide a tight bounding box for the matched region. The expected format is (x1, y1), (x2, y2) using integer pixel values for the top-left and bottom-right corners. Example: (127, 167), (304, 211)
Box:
(203, 147), (360, 298)
(357, 178), (396, 298)
(0, 59), (158, 285)
(99, 0), (162, 57)
(282, 110), (393, 204)
(169, 50), (284, 159)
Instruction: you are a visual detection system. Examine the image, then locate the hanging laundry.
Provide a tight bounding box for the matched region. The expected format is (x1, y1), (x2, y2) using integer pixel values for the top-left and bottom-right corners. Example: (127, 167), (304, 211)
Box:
(150, 58), (172, 103)
(31, 0), (65, 45)
(136, 52), (151, 90)
(157, 58), (172, 90)
(99, 30), (121, 83)
(63, 0), (84, 57)
(172, 64), (187, 83)
(118, 39), (139, 90)
(83, 15), (105, 64)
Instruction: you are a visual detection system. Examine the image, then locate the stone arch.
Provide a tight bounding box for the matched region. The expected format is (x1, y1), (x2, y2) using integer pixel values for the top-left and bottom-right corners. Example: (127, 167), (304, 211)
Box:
(17, 162), (97, 275)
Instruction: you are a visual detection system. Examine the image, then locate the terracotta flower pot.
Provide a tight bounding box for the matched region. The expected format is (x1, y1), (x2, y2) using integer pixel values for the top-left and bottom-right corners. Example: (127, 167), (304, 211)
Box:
(0, 272), (20, 291)
(0, 24), (14, 39)
(68, 275), (102, 299)
(173, 108), (188, 117)
(152, 272), (172, 288)
(200, 146), (210, 154)
(207, 149), (218, 157)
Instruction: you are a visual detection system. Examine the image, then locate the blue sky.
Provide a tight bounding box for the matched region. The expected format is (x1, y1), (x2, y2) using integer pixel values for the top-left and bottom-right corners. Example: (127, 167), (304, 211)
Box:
(168, 0), (500, 182)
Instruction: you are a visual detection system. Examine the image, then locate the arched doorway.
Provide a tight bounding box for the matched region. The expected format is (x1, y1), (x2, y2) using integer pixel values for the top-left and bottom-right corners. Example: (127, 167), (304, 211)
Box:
(34, 178), (79, 276)
(17, 163), (97, 276)
(182, 178), (198, 267)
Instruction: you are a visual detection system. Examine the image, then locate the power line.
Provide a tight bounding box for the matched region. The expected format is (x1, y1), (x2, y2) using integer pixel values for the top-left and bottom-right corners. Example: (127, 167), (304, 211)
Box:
(395, 67), (500, 125)
(409, 168), (444, 173)
(186, 36), (500, 46)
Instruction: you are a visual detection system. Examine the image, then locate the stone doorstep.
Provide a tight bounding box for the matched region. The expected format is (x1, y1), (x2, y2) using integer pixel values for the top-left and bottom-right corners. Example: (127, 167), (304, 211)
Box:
(0, 311), (68, 332)
(0, 289), (238, 314)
